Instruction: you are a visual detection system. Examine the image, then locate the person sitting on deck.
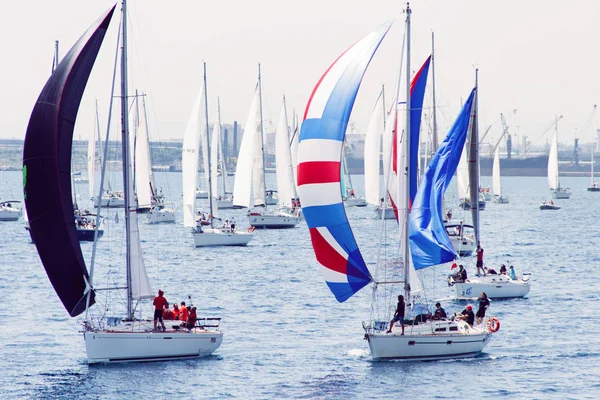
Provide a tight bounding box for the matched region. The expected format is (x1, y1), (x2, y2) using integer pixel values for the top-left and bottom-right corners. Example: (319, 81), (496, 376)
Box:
(456, 304), (475, 326)
(486, 267), (498, 275)
(499, 264), (507, 275)
(453, 265), (468, 283)
(432, 302), (447, 320)
(163, 303), (176, 320)
(509, 265), (517, 280)
(179, 301), (189, 323)
(186, 306), (198, 329)
(172, 303), (180, 320)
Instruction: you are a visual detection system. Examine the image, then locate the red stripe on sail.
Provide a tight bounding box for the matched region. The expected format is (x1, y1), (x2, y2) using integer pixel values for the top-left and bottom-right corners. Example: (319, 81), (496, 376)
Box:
(309, 228), (348, 275)
(297, 161), (340, 186)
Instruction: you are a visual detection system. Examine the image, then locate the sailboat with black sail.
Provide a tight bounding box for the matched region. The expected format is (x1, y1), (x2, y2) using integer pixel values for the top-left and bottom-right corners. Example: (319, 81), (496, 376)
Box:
(298, 6), (496, 361)
(24, 1), (222, 364)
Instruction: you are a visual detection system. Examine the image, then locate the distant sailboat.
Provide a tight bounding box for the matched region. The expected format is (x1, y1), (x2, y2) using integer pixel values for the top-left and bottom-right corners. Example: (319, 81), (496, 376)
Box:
(548, 116), (571, 199)
(492, 147), (509, 203)
(212, 98), (235, 209)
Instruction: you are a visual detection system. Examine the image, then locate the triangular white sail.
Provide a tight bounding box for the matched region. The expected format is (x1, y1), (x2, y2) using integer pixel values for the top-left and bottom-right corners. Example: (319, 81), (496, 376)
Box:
(275, 97), (296, 208)
(252, 94), (266, 208)
(492, 147), (502, 197)
(456, 141), (469, 199)
(134, 94), (153, 208)
(126, 112), (153, 300)
(182, 88), (204, 227)
(210, 116), (221, 219)
(290, 116), (300, 190)
(364, 92), (385, 205)
(233, 87), (260, 208)
(548, 132), (559, 190)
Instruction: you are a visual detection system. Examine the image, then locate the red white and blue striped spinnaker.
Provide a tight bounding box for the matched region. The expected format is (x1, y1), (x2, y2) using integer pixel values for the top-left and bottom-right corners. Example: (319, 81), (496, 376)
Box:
(297, 21), (393, 303)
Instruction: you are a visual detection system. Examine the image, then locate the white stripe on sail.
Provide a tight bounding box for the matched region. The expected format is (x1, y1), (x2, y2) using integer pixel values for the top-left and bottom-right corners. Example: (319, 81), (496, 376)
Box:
(298, 182), (342, 208)
(297, 139), (342, 164)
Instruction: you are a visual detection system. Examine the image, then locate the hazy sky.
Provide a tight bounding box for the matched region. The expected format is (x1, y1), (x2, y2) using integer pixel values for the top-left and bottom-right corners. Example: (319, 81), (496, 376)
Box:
(3, 0), (600, 151)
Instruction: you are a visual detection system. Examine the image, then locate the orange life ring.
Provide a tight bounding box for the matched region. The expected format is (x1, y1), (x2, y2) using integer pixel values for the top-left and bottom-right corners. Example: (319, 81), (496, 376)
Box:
(486, 317), (500, 332)
(248, 226), (256, 232)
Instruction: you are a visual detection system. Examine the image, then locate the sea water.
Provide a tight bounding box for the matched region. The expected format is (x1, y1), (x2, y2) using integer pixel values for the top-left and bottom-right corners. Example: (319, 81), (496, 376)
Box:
(1, 170), (599, 399)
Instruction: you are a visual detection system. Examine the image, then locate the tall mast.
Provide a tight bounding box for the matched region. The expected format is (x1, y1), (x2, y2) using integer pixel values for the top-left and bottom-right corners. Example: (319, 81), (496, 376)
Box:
(469, 69), (480, 244)
(203, 62), (215, 227)
(403, 2), (412, 303)
(431, 32), (438, 153)
(258, 63), (267, 203)
(120, 0), (134, 319)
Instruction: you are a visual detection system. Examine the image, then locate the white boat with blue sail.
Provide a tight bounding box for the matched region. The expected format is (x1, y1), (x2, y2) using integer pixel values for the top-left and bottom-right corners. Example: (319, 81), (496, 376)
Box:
(24, 1), (222, 364)
(297, 7), (496, 361)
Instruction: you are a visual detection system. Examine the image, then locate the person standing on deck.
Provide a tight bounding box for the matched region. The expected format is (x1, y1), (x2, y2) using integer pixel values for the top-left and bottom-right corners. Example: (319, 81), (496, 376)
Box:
(153, 290), (168, 332)
(386, 295), (405, 335)
(476, 242), (485, 276)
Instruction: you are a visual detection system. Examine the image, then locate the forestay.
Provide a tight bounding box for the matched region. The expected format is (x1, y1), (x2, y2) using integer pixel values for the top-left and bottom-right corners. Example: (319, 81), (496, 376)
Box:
(297, 21), (393, 302)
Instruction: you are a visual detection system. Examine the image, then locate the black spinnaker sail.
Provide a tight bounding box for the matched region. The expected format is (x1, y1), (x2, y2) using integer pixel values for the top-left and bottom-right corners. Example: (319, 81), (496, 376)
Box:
(23, 5), (116, 317)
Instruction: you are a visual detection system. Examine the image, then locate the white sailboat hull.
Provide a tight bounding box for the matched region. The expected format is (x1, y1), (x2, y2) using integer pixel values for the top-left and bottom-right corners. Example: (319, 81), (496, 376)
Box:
(193, 228), (253, 246)
(195, 190), (208, 199)
(147, 207), (176, 224)
(216, 198), (234, 209)
(552, 189), (571, 199)
(449, 235), (476, 257)
(84, 328), (222, 364)
(0, 208), (22, 221)
(375, 206), (396, 220)
(344, 197), (368, 207)
(249, 212), (299, 229)
(366, 320), (492, 360)
(93, 193), (125, 208)
(265, 197), (278, 206)
(450, 274), (531, 299)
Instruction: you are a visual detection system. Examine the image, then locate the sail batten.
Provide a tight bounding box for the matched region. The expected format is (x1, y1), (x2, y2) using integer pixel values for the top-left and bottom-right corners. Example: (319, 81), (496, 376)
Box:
(23, 6), (116, 317)
(298, 21), (393, 302)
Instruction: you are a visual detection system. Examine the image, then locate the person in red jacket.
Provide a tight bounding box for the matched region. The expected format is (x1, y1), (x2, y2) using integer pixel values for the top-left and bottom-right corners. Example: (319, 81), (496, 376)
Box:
(179, 301), (189, 323)
(153, 290), (168, 332)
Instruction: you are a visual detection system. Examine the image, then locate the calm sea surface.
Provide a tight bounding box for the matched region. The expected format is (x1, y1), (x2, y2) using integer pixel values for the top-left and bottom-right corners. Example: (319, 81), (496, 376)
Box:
(1, 170), (599, 399)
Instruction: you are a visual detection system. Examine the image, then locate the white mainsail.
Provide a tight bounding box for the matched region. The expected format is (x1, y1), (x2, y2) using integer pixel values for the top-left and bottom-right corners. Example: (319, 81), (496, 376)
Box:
(290, 115), (300, 190)
(492, 147), (502, 197)
(233, 87), (260, 208)
(456, 141), (469, 199)
(548, 132), (559, 190)
(134, 94), (153, 208)
(182, 88), (204, 227)
(275, 97), (296, 208)
(364, 91), (385, 205)
(210, 114), (221, 219)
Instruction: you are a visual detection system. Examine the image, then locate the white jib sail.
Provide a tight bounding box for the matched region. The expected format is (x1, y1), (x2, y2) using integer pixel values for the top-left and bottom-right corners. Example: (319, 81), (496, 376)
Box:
(492, 147), (502, 197)
(290, 118), (300, 191)
(364, 93), (385, 205)
(134, 100), (153, 208)
(126, 121), (153, 300)
(275, 98), (295, 208)
(456, 141), (469, 200)
(210, 119), (221, 220)
(548, 132), (559, 190)
(233, 87), (260, 208)
(182, 88), (204, 227)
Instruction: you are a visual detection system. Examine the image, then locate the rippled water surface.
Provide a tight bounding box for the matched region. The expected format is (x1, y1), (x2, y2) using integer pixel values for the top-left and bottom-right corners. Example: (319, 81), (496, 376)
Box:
(1, 171), (599, 399)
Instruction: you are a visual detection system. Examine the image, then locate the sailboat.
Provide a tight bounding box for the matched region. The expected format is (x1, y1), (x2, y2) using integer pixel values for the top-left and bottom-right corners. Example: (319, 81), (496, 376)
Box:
(588, 142), (599, 191)
(447, 72), (531, 300)
(184, 63), (253, 247)
(492, 147), (509, 203)
(233, 65), (300, 229)
(0, 200), (22, 221)
(457, 142), (486, 210)
(547, 116), (571, 199)
(24, 2), (222, 364)
(211, 99), (235, 209)
(341, 145), (367, 207)
(130, 91), (176, 223)
(298, 8), (496, 361)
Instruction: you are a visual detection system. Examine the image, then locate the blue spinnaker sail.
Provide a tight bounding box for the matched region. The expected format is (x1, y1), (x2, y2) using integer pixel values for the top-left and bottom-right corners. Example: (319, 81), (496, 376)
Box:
(408, 89), (476, 269)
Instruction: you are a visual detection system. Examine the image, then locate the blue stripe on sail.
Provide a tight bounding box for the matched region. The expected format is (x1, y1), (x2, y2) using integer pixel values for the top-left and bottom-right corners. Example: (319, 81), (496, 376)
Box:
(303, 203), (347, 229)
(300, 118), (346, 142)
(409, 89), (476, 270)
(409, 57), (431, 204)
(326, 276), (372, 303)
